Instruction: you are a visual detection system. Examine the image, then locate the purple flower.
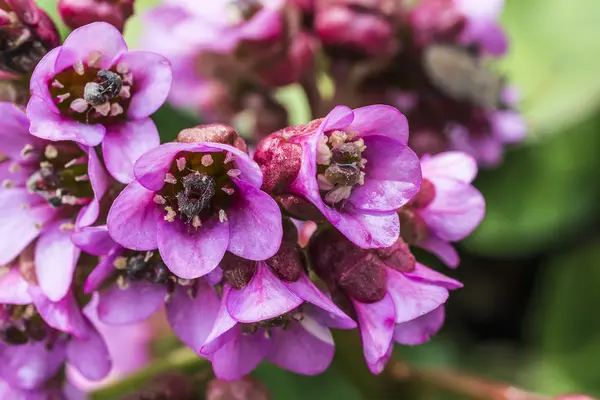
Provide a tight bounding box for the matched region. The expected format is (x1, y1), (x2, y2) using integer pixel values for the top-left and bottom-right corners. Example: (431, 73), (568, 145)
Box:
(255, 105), (422, 249)
(107, 140), (283, 279)
(26, 22), (171, 183)
(399, 151), (485, 268)
(309, 228), (461, 374)
(0, 102), (110, 301)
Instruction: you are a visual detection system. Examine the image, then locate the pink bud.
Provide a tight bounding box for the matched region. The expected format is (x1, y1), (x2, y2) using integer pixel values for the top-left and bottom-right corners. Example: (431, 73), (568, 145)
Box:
(58, 0), (134, 32)
(177, 124), (248, 153)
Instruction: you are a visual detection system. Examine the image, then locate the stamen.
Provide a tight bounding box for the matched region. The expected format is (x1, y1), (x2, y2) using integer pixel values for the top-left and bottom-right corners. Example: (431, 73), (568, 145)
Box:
(164, 173), (177, 184)
(113, 257), (128, 270)
(176, 157), (187, 171)
(8, 163), (20, 173)
(109, 103), (124, 117)
(73, 60), (85, 75)
(192, 215), (202, 228)
(56, 93), (70, 103)
(116, 62), (129, 74)
(317, 174), (334, 191)
(65, 157), (86, 168)
(164, 206), (176, 222)
(317, 135), (332, 165)
(44, 145), (58, 159)
(70, 98), (89, 113)
(2, 179), (14, 188)
(144, 251), (154, 262)
(153, 194), (166, 205)
(219, 209), (228, 223)
(116, 275), (129, 289)
(61, 195), (78, 205)
(74, 174), (89, 182)
(94, 102), (111, 116)
(59, 222), (75, 232)
(119, 86), (131, 99)
(224, 152), (235, 164)
(324, 186), (352, 204)
(20, 144), (33, 159)
(201, 154), (214, 167)
(329, 130), (348, 146)
(358, 171), (365, 185)
(222, 187), (235, 195)
(122, 72), (133, 85)
(87, 51), (103, 68)
(354, 138), (366, 152)
(227, 169), (241, 178)
(178, 278), (193, 286)
(51, 80), (64, 89)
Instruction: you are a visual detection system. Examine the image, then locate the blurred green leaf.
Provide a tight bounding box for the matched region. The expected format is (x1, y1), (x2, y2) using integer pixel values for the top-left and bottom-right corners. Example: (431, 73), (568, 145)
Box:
(501, 0), (600, 136)
(152, 104), (200, 143)
(526, 238), (600, 396)
(464, 115), (600, 257)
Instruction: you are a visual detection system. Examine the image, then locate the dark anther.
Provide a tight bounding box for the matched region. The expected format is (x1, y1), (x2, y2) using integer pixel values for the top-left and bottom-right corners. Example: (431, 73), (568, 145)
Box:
(0, 326), (28, 345)
(83, 69), (123, 106)
(177, 173), (216, 221)
(153, 261), (170, 284)
(126, 254), (149, 280)
(332, 143), (362, 164)
(324, 164), (361, 187)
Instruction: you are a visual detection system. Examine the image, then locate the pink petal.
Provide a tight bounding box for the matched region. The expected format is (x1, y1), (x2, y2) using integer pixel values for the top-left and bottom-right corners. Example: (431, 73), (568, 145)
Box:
(322, 105), (354, 131)
(35, 219), (81, 302)
(55, 22), (127, 72)
(416, 235), (460, 269)
(393, 306), (445, 345)
(238, 5), (284, 42)
(116, 51), (172, 119)
(97, 281), (166, 325)
(0, 102), (37, 159)
(77, 147), (110, 227)
(84, 250), (121, 294)
(420, 151), (478, 183)
(352, 294), (396, 374)
(107, 180), (160, 250)
(0, 267), (32, 304)
(0, 340), (66, 390)
(210, 327), (270, 381)
(29, 47), (61, 112)
(227, 261), (302, 323)
(403, 263), (463, 290)
(27, 96), (106, 147)
(66, 319), (112, 381)
(200, 285), (239, 355)
(227, 179), (282, 260)
(351, 105), (409, 145)
(386, 268), (449, 324)
(103, 119), (160, 184)
(157, 217), (229, 279)
(71, 225), (117, 256)
(30, 288), (89, 338)
(267, 318), (334, 375)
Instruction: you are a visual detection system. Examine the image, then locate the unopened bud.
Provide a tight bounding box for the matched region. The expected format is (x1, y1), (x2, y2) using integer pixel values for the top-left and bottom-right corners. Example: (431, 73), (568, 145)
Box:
(58, 0), (135, 32)
(207, 377), (270, 400)
(398, 208), (428, 245)
(267, 220), (305, 282)
(273, 194), (325, 222)
(408, 178), (436, 209)
(254, 132), (304, 194)
(374, 237), (415, 273)
(177, 124), (248, 153)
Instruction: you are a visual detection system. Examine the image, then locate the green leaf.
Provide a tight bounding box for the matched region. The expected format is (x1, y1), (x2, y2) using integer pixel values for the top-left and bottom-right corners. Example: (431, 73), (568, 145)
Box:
(152, 104), (200, 143)
(464, 114), (600, 257)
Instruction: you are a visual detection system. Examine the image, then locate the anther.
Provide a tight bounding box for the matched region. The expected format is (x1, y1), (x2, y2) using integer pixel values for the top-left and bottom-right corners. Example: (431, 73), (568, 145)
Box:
(73, 60), (85, 75)
(52, 80), (64, 89)
(164, 173), (177, 184)
(20, 144), (34, 159)
(222, 187), (235, 195)
(44, 145), (58, 160)
(110, 103), (124, 117)
(70, 98), (88, 113)
(224, 152), (235, 164)
(192, 216), (202, 228)
(201, 154), (214, 167)
(164, 206), (176, 222)
(153, 194), (166, 205)
(176, 157), (187, 171)
(227, 169), (241, 178)
(56, 93), (70, 103)
(113, 257), (128, 270)
(94, 102), (111, 116)
(219, 209), (228, 223)
(59, 222), (75, 232)
(87, 51), (103, 68)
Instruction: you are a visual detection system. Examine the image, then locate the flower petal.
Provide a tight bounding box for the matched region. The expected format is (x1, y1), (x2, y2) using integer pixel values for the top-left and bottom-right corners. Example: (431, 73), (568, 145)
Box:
(416, 235), (460, 269)
(84, 249), (122, 294)
(30, 288), (88, 338)
(0, 267), (32, 304)
(0, 102), (37, 159)
(77, 147), (110, 227)
(71, 226), (117, 256)
(35, 219), (81, 302)
(227, 179), (282, 260)
(322, 207), (400, 249)
(226, 261), (302, 323)
(66, 319), (112, 381)
(117, 51), (172, 119)
(352, 294), (396, 374)
(97, 281), (166, 325)
(420, 151), (478, 183)
(55, 22), (127, 72)
(351, 105), (409, 144)
(0, 340), (66, 390)
(107, 181), (160, 250)
(393, 306), (445, 345)
(200, 285), (238, 355)
(29, 47), (61, 112)
(158, 217), (229, 279)
(322, 105), (354, 132)
(103, 119), (160, 184)
(210, 327), (270, 381)
(267, 317), (334, 375)
(403, 263), (463, 290)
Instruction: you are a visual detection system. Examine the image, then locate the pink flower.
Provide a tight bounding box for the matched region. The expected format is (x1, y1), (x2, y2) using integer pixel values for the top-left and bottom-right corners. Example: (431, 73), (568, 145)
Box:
(27, 22), (171, 183)
(58, 0), (135, 33)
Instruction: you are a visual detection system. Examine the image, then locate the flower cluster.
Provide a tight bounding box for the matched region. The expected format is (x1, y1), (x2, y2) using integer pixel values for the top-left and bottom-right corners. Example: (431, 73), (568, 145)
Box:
(0, 0), (492, 396)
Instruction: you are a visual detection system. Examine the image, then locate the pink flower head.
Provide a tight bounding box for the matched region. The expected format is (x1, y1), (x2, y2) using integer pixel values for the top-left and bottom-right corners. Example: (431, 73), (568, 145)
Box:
(309, 228), (461, 374)
(107, 140), (283, 279)
(400, 152), (485, 268)
(0, 102), (110, 302)
(27, 22), (171, 183)
(255, 105), (422, 249)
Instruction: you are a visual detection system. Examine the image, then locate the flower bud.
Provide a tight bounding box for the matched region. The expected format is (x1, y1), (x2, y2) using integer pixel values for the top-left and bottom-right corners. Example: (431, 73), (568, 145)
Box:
(221, 252), (257, 289)
(273, 194), (325, 221)
(58, 0), (134, 32)
(398, 208), (428, 245)
(407, 178), (436, 209)
(177, 124), (248, 153)
(207, 377), (270, 400)
(266, 219), (305, 282)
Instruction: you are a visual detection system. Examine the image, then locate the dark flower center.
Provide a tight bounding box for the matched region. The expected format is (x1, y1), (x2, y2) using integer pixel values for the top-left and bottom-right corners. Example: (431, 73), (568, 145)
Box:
(0, 304), (48, 346)
(240, 307), (304, 337)
(48, 56), (133, 125)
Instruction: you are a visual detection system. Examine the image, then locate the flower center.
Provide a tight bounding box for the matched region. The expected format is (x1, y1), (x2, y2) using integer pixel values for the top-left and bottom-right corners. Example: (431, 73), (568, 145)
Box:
(316, 130), (367, 205)
(155, 151), (238, 228)
(25, 144), (93, 208)
(48, 54), (133, 125)
(0, 304), (48, 345)
(113, 250), (173, 286)
(240, 307), (304, 337)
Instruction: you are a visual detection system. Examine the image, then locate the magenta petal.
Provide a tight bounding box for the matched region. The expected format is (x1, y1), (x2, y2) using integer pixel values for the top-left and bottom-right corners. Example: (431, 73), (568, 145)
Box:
(29, 47), (61, 111)
(386, 268), (449, 324)
(0, 340), (66, 390)
(416, 235), (460, 269)
(267, 319), (334, 375)
(117, 51), (172, 119)
(284, 273), (356, 329)
(107, 181), (160, 250)
(394, 306), (445, 345)
(77, 148), (110, 227)
(226, 262), (302, 323)
(403, 263), (463, 290)
(97, 281), (166, 325)
(35, 219), (81, 302)
(0, 188), (58, 265)
(66, 320), (111, 381)
(84, 249), (122, 294)
(200, 285), (238, 355)
(71, 226), (117, 256)
(27, 96), (106, 146)
(420, 151), (478, 183)
(322, 105), (354, 132)
(227, 179), (282, 260)
(157, 217), (229, 279)
(0, 267), (32, 304)
(103, 119), (160, 184)
(0, 102), (37, 159)
(210, 328), (270, 381)
(55, 22), (127, 72)
(30, 288), (88, 338)
(352, 294), (396, 374)
(166, 281), (220, 350)
(351, 105), (409, 144)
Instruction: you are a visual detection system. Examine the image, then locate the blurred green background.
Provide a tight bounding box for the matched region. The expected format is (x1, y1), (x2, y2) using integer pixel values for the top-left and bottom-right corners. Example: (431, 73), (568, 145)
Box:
(38, 0), (600, 398)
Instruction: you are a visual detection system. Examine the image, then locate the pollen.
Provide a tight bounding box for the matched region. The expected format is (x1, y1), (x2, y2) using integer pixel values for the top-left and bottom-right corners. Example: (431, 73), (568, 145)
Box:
(164, 173), (177, 184)
(324, 186), (352, 205)
(153, 194), (167, 205)
(119, 86), (131, 99)
(164, 206), (176, 222)
(227, 169), (241, 178)
(192, 215), (202, 228)
(2, 179), (14, 188)
(34, 222), (43, 230)
(116, 275), (129, 289)
(73, 60), (85, 75)
(95, 102), (111, 117)
(8, 163), (20, 173)
(329, 130), (348, 146)
(317, 174), (334, 191)
(201, 154), (214, 167)
(317, 136), (332, 165)
(61, 195), (78, 205)
(70, 98), (89, 113)
(113, 256), (128, 270)
(176, 157), (187, 171)
(222, 187), (235, 195)
(219, 209), (228, 223)
(87, 51), (103, 68)
(59, 222), (75, 232)
(44, 145), (58, 159)
(20, 144), (33, 159)
(56, 93), (71, 103)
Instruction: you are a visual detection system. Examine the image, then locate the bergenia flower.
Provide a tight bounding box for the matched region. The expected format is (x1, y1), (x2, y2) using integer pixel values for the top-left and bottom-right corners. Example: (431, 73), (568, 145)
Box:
(27, 22), (171, 183)
(0, 102), (110, 302)
(255, 105), (422, 248)
(107, 137), (282, 279)
(309, 228), (462, 373)
(58, 0), (135, 32)
(399, 151), (485, 268)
